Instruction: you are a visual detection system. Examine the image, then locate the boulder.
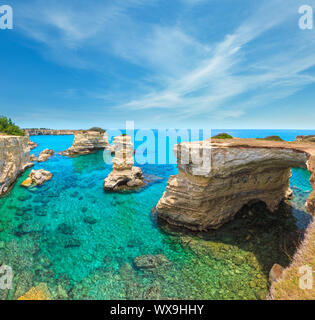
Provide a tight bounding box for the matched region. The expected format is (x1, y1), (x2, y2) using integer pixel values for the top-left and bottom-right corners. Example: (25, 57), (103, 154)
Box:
(37, 149), (54, 162)
(28, 140), (38, 150)
(29, 154), (38, 162)
(21, 169), (53, 187)
(269, 264), (284, 282)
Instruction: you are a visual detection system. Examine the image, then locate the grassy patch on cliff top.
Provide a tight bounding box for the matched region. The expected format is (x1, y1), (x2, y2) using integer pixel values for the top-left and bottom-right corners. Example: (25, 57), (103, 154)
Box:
(271, 219), (315, 300)
(212, 133), (233, 139)
(88, 127), (106, 133)
(258, 136), (284, 142)
(0, 116), (25, 136)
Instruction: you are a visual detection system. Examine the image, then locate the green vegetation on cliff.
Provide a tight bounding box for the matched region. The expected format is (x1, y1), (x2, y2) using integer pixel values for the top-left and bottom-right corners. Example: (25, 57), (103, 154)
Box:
(259, 136), (284, 142)
(89, 127), (106, 133)
(212, 133), (233, 139)
(0, 116), (25, 136)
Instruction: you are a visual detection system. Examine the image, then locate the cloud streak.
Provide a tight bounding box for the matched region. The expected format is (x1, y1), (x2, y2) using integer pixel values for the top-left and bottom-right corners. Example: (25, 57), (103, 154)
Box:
(12, 0), (315, 124)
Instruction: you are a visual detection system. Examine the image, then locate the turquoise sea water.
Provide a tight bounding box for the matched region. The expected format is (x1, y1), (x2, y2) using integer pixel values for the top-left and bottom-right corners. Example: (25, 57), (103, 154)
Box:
(0, 129), (314, 300)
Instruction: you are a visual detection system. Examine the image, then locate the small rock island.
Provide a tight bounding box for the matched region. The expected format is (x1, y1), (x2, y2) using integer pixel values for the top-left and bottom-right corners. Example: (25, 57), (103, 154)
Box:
(104, 135), (143, 191)
(61, 129), (110, 156)
(21, 169), (53, 187)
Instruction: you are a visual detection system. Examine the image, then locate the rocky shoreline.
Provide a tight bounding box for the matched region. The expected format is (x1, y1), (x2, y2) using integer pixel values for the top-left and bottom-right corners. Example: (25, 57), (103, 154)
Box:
(0, 135), (33, 197)
(1, 132), (315, 300)
(25, 129), (79, 136)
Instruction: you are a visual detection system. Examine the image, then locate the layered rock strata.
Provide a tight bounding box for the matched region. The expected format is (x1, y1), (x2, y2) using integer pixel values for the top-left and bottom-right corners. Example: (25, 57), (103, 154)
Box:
(104, 135), (143, 191)
(0, 136), (33, 196)
(61, 131), (109, 156)
(25, 129), (78, 136)
(21, 169), (53, 187)
(154, 138), (315, 231)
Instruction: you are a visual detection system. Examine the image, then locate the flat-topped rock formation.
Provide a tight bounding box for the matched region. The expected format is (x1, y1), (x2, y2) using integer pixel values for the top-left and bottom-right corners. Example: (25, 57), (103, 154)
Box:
(24, 129), (79, 136)
(104, 135), (143, 191)
(0, 136), (33, 196)
(60, 131), (109, 156)
(154, 137), (315, 231)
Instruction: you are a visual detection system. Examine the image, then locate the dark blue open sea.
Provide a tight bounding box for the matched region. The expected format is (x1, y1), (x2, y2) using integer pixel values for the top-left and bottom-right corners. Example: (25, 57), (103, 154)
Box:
(0, 129), (314, 299)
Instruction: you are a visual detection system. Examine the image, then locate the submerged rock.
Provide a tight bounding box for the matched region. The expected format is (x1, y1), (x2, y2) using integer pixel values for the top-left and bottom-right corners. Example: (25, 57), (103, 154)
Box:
(57, 223), (74, 235)
(144, 284), (161, 300)
(104, 135), (143, 191)
(21, 169), (53, 187)
(83, 216), (98, 224)
(64, 238), (81, 248)
(133, 254), (170, 269)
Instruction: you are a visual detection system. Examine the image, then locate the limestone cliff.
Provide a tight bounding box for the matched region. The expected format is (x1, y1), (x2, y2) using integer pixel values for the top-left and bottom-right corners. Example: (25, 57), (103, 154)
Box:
(154, 138), (315, 231)
(104, 135), (143, 191)
(61, 131), (109, 156)
(0, 136), (32, 196)
(25, 129), (78, 136)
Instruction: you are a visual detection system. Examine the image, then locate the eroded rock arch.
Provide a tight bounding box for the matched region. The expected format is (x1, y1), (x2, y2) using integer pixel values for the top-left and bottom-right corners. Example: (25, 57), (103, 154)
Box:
(154, 138), (315, 231)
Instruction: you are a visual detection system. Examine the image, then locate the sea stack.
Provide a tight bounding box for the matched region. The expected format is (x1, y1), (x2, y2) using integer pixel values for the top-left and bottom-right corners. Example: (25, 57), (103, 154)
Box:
(154, 137), (315, 231)
(61, 130), (110, 156)
(104, 135), (143, 191)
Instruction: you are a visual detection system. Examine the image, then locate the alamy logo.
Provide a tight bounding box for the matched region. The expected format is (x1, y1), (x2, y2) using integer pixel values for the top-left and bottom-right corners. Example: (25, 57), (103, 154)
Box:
(299, 5), (313, 30)
(299, 266), (313, 290)
(0, 5), (13, 30)
(0, 265), (13, 290)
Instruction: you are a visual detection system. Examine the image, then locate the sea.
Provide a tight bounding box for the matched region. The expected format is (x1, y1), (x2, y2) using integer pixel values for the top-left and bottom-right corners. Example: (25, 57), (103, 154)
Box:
(0, 129), (314, 300)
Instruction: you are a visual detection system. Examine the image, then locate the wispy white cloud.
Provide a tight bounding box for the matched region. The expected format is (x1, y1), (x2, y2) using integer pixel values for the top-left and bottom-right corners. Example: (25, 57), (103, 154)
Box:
(115, 0), (315, 121)
(13, 0), (315, 124)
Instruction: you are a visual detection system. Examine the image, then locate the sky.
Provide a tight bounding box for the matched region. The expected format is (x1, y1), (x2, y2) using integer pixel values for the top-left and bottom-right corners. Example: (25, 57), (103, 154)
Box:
(1, 0), (315, 130)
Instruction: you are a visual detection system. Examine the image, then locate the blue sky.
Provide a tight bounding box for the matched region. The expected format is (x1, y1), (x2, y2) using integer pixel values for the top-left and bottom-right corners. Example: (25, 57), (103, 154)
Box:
(1, 0), (315, 129)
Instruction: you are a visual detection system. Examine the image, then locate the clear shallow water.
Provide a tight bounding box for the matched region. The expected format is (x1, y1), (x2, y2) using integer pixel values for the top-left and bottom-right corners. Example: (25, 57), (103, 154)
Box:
(0, 130), (314, 300)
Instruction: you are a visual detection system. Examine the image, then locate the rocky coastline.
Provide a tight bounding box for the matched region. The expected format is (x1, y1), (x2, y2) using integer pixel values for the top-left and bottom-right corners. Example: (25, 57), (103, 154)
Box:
(25, 129), (79, 136)
(154, 138), (315, 231)
(0, 135), (33, 197)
